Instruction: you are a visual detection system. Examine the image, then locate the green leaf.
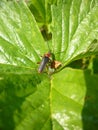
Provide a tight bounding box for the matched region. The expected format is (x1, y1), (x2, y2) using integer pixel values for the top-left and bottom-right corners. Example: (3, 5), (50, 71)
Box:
(51, 68), (98, 129)
(0, 0), (48, 72)
(0, 0), (98, 130)
(0, 2), (52, 129)
(0, 72), (51, 130)
(1, 68), (98, 129)
(51, 0), (98, 67)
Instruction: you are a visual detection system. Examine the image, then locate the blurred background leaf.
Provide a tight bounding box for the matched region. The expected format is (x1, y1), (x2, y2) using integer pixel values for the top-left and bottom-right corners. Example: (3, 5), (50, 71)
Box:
(28, 0), (57, 25)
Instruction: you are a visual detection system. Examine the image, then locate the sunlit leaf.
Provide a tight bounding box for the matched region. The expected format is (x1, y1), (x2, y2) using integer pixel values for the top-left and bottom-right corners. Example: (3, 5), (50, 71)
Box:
(0, 0), (48, 72)
(51, 0), (98, 67)
(51, 68), (98, 129)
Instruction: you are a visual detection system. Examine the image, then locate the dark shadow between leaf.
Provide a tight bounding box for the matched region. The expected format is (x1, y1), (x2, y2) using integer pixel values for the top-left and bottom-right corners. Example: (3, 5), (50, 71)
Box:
(82, 70), (98, 130)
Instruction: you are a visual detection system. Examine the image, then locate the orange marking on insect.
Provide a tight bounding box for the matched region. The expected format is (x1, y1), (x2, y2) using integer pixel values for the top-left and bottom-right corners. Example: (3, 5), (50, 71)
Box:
(38, 52), (62, 73)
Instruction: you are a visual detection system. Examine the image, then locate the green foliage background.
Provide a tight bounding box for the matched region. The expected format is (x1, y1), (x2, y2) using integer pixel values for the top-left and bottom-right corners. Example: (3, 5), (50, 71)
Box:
(0, 0), (98, 130)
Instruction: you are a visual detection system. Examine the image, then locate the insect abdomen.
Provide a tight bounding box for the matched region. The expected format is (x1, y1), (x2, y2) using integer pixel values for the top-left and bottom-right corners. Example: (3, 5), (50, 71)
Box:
(38, 57), (49, 73)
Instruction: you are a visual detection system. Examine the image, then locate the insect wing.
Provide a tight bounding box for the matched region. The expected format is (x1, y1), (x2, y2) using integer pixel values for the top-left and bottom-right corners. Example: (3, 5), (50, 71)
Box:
(38, 56), (49, 73)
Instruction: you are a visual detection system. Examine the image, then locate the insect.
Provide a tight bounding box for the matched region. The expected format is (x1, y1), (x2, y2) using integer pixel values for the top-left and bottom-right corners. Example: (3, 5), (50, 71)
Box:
(38, 52), (51, 73)
(38, 52), (61, 73)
